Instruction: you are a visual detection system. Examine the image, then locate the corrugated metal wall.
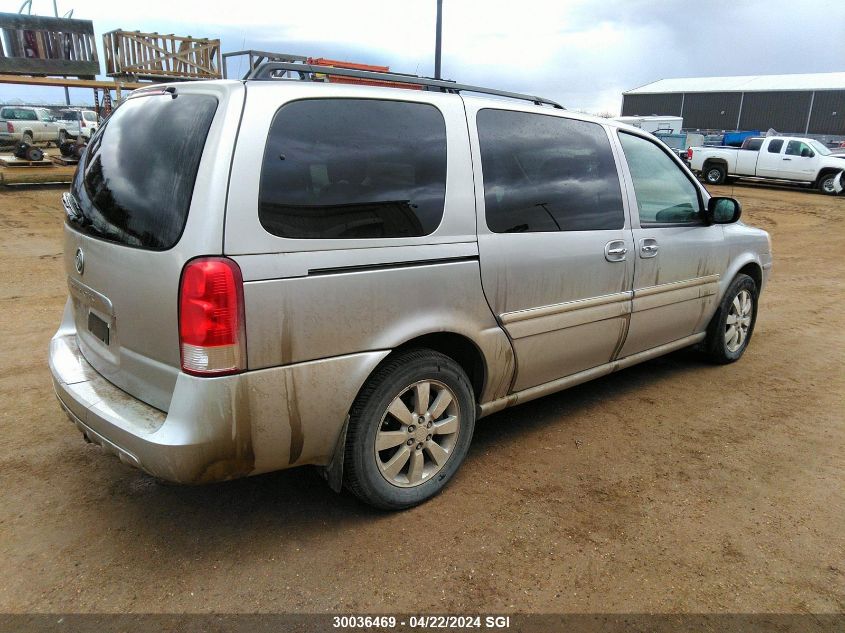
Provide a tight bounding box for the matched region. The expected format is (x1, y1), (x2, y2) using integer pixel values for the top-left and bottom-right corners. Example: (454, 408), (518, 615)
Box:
(620, 93), (682, 117)
(681, 92), (742, 130)
(807, 90), (845, 135)
(622, 89), (844, 134)
(739, 91), (812, 133)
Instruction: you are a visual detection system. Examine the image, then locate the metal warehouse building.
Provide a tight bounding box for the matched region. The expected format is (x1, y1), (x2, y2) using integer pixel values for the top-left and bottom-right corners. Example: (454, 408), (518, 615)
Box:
(621, 72), (845, 136)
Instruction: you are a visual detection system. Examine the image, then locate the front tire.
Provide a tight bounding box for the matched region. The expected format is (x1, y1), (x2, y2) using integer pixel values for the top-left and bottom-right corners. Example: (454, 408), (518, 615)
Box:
(344, 349), (475, 510)
(704, 163), (727, 185)
(818, 172), (839, 195)
(704, 274), (758, 364)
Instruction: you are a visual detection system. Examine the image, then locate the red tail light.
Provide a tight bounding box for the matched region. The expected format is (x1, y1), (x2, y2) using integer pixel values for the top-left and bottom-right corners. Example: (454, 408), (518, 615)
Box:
(687, 148), (693, 160)
(6, 122), (13, 133)
(179, 257), (246, 376)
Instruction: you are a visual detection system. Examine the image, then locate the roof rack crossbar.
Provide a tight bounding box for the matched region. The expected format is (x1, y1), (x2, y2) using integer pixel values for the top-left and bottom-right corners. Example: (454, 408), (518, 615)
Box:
(245, 61), (564, 109)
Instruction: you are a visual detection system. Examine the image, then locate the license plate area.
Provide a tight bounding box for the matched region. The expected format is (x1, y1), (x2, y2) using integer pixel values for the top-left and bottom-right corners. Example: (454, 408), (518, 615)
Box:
(87, 311), (110, 346)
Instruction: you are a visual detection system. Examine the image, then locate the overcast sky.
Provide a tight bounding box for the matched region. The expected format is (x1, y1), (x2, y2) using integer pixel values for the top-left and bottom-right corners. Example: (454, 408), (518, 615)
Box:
(2, 0), (844, 112)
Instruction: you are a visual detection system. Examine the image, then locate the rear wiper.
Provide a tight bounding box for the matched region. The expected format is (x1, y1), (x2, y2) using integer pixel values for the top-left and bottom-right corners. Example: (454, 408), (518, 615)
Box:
(61, 192), (82, 222)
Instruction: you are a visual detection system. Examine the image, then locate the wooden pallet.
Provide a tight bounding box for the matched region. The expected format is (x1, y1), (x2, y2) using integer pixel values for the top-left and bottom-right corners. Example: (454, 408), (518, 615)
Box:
(0, 154), (53, 167)
(0, 165), (75, 185)
(50, 155), (80, 166)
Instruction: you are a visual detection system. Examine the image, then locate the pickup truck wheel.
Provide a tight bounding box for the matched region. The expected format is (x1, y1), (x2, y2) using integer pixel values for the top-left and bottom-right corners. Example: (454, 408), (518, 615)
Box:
(704, 164), (727, 185)
(21, 132), (33, 146)
(818, 173), (839, 195)
(59, 130), (68, 144)
(344, 349), (475, 510)
(704, 274), (758, 364)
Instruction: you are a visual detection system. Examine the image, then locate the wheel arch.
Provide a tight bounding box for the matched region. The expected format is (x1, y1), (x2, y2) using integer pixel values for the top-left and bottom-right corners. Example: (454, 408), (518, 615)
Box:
(391, 332), (487, 403)
(703, 158), (729, 171)
(815, 167), (841, 187)
(718, 255), (764, 307)
(736, 261), (763, 291)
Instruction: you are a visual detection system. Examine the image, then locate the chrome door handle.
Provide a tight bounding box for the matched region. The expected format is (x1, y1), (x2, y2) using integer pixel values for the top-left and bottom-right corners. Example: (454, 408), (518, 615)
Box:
(604, 240), (628, 262)
(639, 238), (659, 258)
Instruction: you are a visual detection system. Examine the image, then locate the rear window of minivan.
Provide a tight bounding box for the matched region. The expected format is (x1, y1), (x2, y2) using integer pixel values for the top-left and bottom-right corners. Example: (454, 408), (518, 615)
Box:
(67, 93), (217, 250)
(258, 99), (447, 239)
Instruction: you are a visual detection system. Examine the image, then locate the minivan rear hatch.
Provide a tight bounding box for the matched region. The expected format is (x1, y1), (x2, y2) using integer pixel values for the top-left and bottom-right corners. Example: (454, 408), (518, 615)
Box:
(62, 81), (244, 411)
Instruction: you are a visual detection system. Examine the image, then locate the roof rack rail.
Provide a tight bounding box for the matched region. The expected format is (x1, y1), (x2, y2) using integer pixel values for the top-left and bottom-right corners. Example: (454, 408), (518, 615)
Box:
(245, 61), (564, 109)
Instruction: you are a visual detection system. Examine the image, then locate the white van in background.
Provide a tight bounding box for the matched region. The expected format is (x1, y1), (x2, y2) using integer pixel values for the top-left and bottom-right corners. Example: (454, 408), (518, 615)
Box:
(613, 115), (683, 135)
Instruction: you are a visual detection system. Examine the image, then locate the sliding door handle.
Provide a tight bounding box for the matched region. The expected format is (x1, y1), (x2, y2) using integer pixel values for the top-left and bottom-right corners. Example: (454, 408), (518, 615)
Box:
(604, 240), (628, 262)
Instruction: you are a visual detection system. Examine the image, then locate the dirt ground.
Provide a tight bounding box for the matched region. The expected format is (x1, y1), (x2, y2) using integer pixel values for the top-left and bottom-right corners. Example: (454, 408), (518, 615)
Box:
(0, 182), (842, 615)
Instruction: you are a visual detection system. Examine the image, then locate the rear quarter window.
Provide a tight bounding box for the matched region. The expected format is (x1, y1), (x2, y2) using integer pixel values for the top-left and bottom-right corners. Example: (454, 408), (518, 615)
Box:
(767, 139), (784, 153)
(258, 98), (447, 239)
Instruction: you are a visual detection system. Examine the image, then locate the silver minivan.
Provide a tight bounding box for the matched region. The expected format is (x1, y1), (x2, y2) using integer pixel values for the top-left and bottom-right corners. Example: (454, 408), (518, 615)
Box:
(50, 64), (772, 509)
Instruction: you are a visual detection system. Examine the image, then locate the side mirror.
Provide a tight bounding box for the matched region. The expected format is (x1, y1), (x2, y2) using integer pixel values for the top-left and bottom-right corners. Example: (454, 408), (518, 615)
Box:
(705, 197), (742, 224)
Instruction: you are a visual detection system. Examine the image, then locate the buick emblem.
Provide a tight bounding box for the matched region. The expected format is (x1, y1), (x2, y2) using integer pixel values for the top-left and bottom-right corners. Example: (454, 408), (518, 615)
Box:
(74, 247), (84, 275)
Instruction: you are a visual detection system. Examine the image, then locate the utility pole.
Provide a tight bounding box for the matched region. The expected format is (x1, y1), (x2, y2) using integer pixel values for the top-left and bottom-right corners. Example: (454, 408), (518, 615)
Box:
(434, 0), (443, 79)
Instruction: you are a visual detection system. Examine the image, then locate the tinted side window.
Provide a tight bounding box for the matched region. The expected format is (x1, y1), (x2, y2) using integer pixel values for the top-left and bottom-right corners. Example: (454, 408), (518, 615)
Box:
(259, 99), (447, 240)
(618, 132), (701, 225)
(767, 139), (784, 153)
(477, 109), (624, 233)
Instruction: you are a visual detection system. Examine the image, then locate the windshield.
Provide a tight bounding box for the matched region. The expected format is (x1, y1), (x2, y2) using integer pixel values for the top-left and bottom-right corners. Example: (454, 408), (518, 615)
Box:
(808, 140), (831, 156)
(68, 93), (218, 250)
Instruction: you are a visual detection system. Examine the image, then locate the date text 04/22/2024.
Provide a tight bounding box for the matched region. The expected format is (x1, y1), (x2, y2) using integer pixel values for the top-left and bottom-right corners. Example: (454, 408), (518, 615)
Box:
(332, 615), (512, 629)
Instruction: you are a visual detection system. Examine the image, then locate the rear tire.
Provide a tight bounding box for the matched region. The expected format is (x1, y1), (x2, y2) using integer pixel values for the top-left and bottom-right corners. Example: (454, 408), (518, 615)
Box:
(704, 163), (727, 185)
(704, 274), (758, 364)
(21, 132), (33, 146)
(344, 349), (475, 510)
(59, 130), (68, 144)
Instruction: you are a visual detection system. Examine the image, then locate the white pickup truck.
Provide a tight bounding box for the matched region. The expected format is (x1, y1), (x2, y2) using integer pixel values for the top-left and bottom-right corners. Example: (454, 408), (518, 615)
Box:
(0, 106), (62, 146)
(689, 136), (845, 195)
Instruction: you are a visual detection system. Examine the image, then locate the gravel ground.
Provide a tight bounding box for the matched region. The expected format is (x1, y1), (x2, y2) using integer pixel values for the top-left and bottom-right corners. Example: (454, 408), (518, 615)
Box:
(0, 182), (842, 614)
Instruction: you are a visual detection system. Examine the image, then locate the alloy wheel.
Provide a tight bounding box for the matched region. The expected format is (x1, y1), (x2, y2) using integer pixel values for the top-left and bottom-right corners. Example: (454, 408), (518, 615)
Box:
(374, 380), (460, 488)
(725, 289), (753, 352)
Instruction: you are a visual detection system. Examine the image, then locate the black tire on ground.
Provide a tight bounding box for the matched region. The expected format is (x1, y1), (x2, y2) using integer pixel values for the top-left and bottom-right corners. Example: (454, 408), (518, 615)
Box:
(703, 273), (758, 364)
(59, 141), (74, 157)
(343, 349), (476, 510)
(818, 172), (839, 195)
(704, 163), (727, 185)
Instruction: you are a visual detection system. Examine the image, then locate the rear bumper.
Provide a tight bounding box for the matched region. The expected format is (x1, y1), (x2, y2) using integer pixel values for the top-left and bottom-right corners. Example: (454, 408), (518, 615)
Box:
(50, 332), (250, 483)
(49, 310), (388, 484)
